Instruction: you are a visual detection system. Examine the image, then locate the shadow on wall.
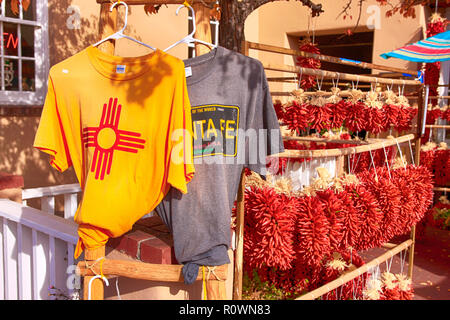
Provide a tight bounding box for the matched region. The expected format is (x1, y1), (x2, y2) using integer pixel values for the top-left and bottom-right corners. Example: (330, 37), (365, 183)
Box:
(0, 116), (76, 189)
(48, 0), (100, 66)
(48, 1), (145, 66)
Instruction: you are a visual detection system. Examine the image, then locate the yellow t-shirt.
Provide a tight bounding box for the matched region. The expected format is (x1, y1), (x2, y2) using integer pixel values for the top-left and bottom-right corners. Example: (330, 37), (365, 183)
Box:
(34, 46), (194, 259)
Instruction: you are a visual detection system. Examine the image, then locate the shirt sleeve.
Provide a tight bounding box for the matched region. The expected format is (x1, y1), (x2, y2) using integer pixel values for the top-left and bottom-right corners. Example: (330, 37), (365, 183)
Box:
(245, 65), (284, 177)
(33, 74), (72, 172)
(167, 66), (195, 194)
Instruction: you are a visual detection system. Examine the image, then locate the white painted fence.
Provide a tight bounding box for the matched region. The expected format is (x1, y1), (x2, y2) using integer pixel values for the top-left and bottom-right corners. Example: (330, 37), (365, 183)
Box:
(22, 183), (81, 219)
(0, 183), (82, 300)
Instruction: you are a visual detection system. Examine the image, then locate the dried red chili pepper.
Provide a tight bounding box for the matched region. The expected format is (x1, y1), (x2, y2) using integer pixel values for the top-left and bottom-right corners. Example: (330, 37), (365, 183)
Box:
(273, 100), (285, 120)
(346, 183), (384, 251)
(244, 186), (297, 270)
(433, 149), (450, 186)
(316, 189), (346, 251)
(382, 103), (400, 131)
(294, 195), (331, 267)
(426, 107), (443, 124)
(345, 101), (368, 133)
(443, 108), (450, 122)
(330, 100), (349, 129)
(359, 167), (402, 242)
(336, 187), (363, 250)
(296, 42), (321, 90)
(366, 106), (385, 134)
(283, 100), (311, 134)
(308, 103), (333, 131)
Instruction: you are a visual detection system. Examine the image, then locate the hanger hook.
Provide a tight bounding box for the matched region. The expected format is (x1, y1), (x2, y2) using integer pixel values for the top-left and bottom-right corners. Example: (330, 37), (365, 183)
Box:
(88, 275), (109, 300)
(111, 1), (129, 34)
(176, 2), (196, 36)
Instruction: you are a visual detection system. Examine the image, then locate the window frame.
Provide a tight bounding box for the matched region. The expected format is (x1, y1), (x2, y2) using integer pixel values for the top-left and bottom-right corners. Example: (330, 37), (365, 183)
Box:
(0, 0), (49, 106)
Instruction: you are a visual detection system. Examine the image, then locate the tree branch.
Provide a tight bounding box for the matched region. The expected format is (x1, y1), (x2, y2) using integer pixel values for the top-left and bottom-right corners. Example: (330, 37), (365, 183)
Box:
(337, 0), (353, 19)
(353, 0), (364, 31)
(242, 0), (323, 18)
(298, 0), (324, 16)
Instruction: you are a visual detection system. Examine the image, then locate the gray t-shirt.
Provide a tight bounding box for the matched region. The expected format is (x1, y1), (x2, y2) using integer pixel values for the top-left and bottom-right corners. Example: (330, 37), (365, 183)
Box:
(154, 46), (283, 282)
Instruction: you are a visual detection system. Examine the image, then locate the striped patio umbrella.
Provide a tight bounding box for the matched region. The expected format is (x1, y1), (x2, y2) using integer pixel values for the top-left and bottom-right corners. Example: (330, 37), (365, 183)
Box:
(381, 30), (450, 62)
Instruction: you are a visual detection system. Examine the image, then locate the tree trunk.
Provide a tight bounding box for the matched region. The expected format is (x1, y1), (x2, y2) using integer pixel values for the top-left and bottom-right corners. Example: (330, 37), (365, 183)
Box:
(218, 0), (323, 53)
(218, 0), (254, 53)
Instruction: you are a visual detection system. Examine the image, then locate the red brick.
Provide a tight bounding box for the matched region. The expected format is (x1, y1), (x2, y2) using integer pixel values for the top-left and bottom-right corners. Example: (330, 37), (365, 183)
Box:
(136, 215), (165, 229)
(0, 172), (24, 190)
(124, 230), (156, 258)
(139, 234), (176, 264)
(106, 235), (128, 252)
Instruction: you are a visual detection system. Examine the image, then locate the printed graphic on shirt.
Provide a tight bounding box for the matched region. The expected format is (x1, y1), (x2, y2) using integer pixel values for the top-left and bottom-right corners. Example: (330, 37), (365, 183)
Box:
(82, 97), (146, 180)
(191, 104), (240, 158)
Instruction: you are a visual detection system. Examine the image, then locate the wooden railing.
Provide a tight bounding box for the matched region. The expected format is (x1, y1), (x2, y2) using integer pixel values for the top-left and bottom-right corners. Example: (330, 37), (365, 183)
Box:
(22, 183), (81, 219)
(0, 199), (78, 300)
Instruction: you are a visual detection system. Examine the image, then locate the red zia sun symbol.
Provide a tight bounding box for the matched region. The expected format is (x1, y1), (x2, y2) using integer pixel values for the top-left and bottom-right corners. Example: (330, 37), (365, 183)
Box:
(82, 97), (146, 180)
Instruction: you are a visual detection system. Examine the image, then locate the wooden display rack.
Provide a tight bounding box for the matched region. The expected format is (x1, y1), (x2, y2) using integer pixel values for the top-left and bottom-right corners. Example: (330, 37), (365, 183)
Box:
(76, 0), (233, 301)
(241, 40), (426, 300)
(77, 2), (435, 301)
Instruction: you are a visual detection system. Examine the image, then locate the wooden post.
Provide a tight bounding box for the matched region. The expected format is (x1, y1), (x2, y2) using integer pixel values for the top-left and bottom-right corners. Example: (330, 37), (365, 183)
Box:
(82, 246), (106, 300)
(414, 86), (424, 167)
(273, 134), (416, 159)
(263, 63), (421, 86)
(98, 2), (118, 55)
(192, 2), (212, 56)
(408, 85), (424, 280)
(233, 170), (246, 300)
(206, 280), (227, 300)
(241, 40), (250, 56)
(434, 187), (450, 192)
(336, 155), (345, 177)
(77, 259), (228, 281)
(244, 41), (419, 76)
(205, 264), (228, 300)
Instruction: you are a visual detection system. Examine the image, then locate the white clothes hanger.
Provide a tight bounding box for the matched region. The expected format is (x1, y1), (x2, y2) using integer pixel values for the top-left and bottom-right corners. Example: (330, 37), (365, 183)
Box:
(93, 1), (156, 51)
(87, 275), (109, 300)
(164, 2), (217, 52)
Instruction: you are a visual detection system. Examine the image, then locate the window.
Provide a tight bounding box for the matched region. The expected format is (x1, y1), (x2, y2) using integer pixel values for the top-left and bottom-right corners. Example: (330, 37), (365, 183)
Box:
(299, 31), (374, 75)
(0, 0), (49, 105)
(187, 11), (219, 59)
